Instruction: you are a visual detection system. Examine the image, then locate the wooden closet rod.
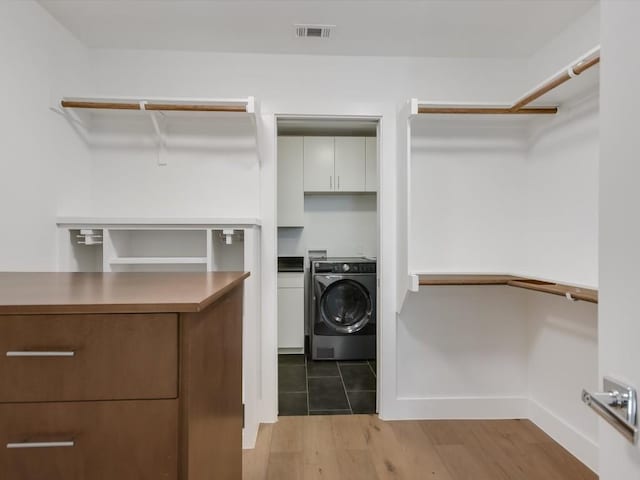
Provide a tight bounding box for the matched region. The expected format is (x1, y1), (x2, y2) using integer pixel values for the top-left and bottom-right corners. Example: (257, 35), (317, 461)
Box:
(416, 49), (600, 115)
(144, 104), (246, 113)
(60, 100), (247, 113)
(417, 106), (558, 115)
(61, 100), (140, 110)
(510, 53), (600, 111)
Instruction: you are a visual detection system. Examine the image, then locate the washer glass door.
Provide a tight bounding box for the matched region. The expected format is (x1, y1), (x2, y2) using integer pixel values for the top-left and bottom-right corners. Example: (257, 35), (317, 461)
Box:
(319, 279), (372, 334)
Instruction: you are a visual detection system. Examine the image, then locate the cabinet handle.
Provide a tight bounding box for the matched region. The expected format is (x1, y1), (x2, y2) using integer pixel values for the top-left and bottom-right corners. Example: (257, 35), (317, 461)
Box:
(7, 441), (75, 449)
(6, 351), (75, 357)
(330, 176), (332, 190)
(338, 176), (340, 190)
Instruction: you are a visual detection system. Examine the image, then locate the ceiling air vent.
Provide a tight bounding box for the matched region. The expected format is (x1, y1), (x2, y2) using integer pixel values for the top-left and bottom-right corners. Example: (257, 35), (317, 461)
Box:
(295, 24), (333, 39)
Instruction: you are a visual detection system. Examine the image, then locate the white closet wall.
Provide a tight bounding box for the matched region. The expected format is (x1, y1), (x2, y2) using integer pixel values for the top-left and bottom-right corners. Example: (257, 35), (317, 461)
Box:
(521, 94), (599, 287)
(89, 114), (260, 218)
(398, 286), (528, 416)
(526, 293), (598, 468)
(409, 120), (527, 274)
(0, 1), (91, 270)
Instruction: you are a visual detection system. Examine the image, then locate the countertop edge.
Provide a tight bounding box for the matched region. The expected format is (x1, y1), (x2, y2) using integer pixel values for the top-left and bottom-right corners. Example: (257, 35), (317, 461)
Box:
(0, 272), (251, 315)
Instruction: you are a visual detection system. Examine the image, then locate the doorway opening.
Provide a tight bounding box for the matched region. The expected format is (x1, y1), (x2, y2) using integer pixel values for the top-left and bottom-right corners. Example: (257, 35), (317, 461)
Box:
(275, 116), (380, 416)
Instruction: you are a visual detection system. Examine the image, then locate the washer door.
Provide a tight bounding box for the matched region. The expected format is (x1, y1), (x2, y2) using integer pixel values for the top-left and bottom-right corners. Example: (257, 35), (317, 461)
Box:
(318, 279), (372, 334)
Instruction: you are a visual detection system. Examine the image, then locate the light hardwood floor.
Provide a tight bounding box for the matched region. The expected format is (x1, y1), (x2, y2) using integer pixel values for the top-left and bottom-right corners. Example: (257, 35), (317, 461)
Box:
(243, 415), (597, 480)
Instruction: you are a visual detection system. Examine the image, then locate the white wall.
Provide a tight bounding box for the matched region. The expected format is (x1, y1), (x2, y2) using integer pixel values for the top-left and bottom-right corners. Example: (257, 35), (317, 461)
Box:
(278, 194), (377, 258)
(88, 114), (259, 217)
(521, 93), (599, 287)
(526, 293), (598, 471)
(526, 4), (600, 88)
(398, 287), (528, 410)
(0, 1), (90, 270)
(409, 120), (527, 274)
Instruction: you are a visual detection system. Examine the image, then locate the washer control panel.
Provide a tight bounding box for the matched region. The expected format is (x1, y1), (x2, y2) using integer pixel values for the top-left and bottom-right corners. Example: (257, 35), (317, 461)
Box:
(314, 261), (376, 274)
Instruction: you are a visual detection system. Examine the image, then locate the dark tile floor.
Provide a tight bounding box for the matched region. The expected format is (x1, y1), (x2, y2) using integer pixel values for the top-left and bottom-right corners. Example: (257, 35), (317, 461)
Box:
(278, 354), (377, 416)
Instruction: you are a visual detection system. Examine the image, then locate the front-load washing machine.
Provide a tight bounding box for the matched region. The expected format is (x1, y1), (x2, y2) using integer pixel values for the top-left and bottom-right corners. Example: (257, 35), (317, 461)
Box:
(310, 258), (376, 360)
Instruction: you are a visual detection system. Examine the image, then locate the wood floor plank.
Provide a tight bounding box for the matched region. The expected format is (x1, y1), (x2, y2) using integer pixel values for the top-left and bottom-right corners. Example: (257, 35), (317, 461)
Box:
(303, 416), (341, 480)
(271, 416), (304, 453)
(533, 442), (597, 480)
(266, 452), (303, 480)
(389, 420), (454, 480)
(244, 416), (597, 480)
(335, 449), (381, 480)
(243, 423), (274, 480)
(420, 419), (466, 446)
(358, 414), (410, 479)
(331, 414), (368, 450)
(435, 444), (497, 480)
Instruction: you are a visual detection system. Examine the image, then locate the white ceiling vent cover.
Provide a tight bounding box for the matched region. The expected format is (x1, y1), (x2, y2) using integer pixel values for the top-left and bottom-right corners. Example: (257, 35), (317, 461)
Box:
(295, 24), (333, 39)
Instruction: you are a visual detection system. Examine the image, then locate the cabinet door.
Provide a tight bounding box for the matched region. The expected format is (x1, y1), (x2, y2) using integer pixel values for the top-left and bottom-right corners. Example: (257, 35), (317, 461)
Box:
(304, 137), (335, 192)
(278, 283), (304, 350)
(0, 313), (178, 403)
(335, 137), (366, 192)
(0, 399), (178, 480)
(277, 137), (304, 227)
(365, 137), (378, 192)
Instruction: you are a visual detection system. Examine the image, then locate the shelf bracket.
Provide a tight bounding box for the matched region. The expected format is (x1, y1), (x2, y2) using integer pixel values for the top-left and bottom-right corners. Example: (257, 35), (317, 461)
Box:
(409, 274), (419, 292)
(223, 229), (235, 245)
(140, 101), (167, 166)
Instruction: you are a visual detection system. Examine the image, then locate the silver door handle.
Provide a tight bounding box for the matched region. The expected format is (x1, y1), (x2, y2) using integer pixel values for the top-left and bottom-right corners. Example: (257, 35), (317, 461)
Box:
(330, 176), (332, 190)
(7, 441), (75, 449)
(582, 377), (638, 443)
(6, 351), (75, 357)
(338, 176), (340, 190)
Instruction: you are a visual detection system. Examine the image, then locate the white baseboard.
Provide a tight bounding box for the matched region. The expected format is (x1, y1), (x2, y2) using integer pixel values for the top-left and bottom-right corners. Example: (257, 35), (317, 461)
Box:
(381, 395), (529, 420)
(243, 423), (258, 450)
(528, 399), (598, 473)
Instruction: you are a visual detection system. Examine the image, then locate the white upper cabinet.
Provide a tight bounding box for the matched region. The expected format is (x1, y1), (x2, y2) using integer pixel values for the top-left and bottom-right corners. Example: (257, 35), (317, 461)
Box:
(303, 136), (373, 193)
(365, 137), (377, 192)
(334, 137), (366, 192)
(277, 137), (304, 227)
(303, 137), (335, 192)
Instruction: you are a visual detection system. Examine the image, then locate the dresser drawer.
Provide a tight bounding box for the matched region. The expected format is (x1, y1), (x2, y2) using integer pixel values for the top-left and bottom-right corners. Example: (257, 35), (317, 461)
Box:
(0, 399), (178, 480)
(0, 313), (178, 402)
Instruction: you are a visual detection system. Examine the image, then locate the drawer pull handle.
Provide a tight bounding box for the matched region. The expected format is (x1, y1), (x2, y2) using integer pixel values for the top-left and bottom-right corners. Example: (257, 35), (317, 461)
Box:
(6, 351), (75, 357)
(7, 441), (75, 449)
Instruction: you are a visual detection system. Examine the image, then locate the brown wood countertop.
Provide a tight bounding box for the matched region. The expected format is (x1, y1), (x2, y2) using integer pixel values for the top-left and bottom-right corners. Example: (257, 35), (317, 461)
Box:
(0, 272), (250, 315)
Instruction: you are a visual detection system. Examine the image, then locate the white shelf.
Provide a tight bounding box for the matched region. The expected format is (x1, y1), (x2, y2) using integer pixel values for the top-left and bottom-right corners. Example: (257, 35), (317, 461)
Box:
(57, 217), (261, 228)
(110, 256), (208, 265)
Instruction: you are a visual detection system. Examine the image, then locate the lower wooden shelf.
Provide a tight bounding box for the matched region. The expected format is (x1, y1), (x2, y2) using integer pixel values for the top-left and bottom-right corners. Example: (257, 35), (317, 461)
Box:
(417, 274), (598, 304)
(418, 274), (521, 286)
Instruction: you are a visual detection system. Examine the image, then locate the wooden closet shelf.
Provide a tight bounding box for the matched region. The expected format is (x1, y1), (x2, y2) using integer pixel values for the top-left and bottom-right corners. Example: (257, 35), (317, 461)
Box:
(418, 274), (521, 285)
(418, 274), (598, 303)
(507, 279), (598, 304)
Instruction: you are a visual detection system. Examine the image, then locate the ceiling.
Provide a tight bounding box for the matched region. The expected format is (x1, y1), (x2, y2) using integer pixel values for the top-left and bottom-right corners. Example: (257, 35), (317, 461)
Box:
(39, 0), (597, 58)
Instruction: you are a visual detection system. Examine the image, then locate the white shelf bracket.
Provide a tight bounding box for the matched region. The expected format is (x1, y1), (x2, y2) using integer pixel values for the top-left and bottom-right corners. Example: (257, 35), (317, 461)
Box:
(409, 273), (419, 292)
(140, 101), (167, 166)
(223, 229), (235, 245)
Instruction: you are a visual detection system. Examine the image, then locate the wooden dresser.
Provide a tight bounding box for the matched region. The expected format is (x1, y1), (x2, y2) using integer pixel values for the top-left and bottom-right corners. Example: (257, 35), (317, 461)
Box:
(0, 272), (248, 480)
